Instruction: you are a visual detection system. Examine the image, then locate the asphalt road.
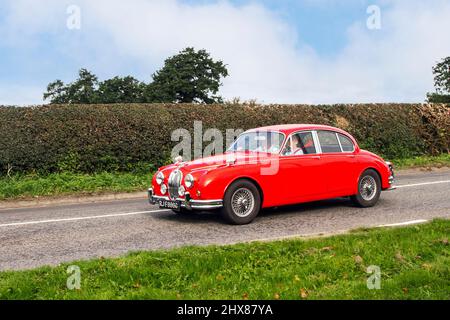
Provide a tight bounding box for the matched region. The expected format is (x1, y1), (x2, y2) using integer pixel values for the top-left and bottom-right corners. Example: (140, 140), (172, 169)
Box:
(1, 169), (449, 271)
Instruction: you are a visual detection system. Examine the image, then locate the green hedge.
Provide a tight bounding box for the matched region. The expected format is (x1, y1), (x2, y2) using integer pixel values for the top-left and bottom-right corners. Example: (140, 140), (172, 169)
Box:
(0, 103), (449, 175)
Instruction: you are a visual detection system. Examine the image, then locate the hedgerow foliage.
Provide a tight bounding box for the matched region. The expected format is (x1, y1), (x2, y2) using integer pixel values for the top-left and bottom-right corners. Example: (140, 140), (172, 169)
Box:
(0, 104), (448, 175)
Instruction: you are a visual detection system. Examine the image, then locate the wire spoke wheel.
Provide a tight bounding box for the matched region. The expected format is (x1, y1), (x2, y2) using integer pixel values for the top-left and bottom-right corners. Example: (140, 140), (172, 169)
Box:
(359, 175), (377, 201)
(231, 188), (255, 217)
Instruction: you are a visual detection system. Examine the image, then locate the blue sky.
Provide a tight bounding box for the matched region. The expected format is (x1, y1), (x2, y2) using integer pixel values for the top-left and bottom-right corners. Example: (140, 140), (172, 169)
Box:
(0, 0), (449, 105)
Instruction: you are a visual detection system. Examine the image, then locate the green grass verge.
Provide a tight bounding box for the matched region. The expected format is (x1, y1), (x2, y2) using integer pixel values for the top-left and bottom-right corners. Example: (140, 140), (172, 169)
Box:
(392, 153), (450, 169)
(0, 220), (448, 300)
(0, 154), (448, 201)
(0, 172), (151, 200)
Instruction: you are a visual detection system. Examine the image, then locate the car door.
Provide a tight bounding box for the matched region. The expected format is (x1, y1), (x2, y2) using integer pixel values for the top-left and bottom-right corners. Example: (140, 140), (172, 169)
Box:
(316, 130), (357, 195)
(277, 131), (327, 203)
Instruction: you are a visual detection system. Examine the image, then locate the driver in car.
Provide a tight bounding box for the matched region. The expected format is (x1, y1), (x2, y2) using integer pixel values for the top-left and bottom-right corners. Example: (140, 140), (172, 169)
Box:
(291, 134), (304, 155)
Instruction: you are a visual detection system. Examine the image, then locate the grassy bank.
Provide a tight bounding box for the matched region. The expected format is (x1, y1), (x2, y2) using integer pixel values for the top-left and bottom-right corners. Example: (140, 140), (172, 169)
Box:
(0, 172), (151, 200)
(392, 153), (450, 169)
(0, 220), (448, 300)
(0, 154), (449, 201)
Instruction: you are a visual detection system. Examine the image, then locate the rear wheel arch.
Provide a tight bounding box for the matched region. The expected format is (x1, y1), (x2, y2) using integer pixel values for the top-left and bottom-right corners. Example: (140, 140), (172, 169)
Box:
(357, 166), (382, 186)
(365, 166), (382, 183)
(351, 168), (382, 207)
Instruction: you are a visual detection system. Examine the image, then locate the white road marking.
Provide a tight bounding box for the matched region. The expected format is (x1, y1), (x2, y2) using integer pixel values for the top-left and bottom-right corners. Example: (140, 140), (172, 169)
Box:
(0, 179), (448, 229)
(396, 180), (450, 188)
(378, 219), (428, 227)
(0, 209), (169, 228)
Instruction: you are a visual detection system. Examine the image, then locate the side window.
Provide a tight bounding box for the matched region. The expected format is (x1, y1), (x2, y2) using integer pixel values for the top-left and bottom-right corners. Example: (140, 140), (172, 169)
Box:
(317, 131), (342, 153)
(282, 132), (317, 155)
(338, 133), (354, 152)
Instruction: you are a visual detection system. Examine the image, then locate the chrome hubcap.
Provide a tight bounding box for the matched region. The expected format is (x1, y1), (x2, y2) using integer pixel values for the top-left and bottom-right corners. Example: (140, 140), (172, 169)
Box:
(231, 188), (255, 217)
(360, 176), (377, 201)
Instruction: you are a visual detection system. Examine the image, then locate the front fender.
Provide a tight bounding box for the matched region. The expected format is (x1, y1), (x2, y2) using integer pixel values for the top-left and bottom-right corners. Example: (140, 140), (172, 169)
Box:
(196, 164), (263, 201)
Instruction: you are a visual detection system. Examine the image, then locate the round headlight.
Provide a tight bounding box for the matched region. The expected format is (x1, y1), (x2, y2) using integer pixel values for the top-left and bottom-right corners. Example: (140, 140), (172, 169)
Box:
(184, 174), (194, 189)
(156, 171), (164, 185)
(178, 185), (186, 197)
(160, 183), (167, 195)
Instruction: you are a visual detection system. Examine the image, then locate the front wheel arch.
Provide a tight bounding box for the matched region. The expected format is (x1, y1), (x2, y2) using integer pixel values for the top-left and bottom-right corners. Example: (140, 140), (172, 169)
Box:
(224, 177), (264, 206)
(221, 178), (262, 224)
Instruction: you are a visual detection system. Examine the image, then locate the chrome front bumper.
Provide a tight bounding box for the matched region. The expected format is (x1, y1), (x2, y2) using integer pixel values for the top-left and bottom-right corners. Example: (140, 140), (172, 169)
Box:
(148, 188), (223, 210)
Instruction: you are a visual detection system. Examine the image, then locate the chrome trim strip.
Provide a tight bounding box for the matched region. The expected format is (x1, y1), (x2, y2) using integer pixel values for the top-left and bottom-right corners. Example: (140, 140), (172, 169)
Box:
(280, 130), (321, 156)
(315, 130), (355, 154)
(190, 203), (223, 209)
(335, 132), (344, 152)
(148, 189), (223, 210)
(312, 130), (322, 154)
(337, 133), (356, 153)
(168, 169), (183, 200)
(190, 199), (221, 203)
(151, 194), (186, 202)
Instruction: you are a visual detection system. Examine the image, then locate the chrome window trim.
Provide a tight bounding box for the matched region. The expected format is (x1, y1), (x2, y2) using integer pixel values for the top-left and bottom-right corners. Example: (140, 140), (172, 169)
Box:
(336, 132), (355, 153)
(312, 130), (322, 154)
(335, 132), (344, 152)
(316, 130), (355, 154)
(280, 130), (320, 156)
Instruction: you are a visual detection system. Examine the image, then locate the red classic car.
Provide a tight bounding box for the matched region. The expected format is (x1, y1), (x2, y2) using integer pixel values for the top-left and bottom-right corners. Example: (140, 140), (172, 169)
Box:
(149, 124), (395, 224)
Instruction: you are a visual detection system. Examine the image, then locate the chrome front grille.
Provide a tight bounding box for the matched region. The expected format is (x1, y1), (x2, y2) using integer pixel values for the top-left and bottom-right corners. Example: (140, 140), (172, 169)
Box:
(168, 169), (183, 200)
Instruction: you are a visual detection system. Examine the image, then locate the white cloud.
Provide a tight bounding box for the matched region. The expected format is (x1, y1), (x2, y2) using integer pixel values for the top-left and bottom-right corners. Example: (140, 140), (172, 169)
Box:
(1, 0), (450, 104)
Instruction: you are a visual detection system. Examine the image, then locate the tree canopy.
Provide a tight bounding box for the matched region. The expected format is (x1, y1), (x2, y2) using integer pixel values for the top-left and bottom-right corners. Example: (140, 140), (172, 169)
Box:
(43, 48), (228, 104)
(145, 47), (228, 103)
(427, 56), (450, 103)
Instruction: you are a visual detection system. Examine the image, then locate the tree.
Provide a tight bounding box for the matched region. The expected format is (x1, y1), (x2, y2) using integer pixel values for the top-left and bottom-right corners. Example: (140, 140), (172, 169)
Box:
(145, 47), (228, 103)
(97, 76), (145, 103)
(43, 69), (99, 104)
(43, 48), (229, 104)
(427, 57), (450, 103)
(426, 92), (450, 103)
(65, 69), (99, 103)
(43, 80), (68, 104)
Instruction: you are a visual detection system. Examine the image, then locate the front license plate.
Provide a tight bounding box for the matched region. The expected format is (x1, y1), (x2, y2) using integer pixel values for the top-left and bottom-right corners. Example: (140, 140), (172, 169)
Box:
(158, 199), (180, 210)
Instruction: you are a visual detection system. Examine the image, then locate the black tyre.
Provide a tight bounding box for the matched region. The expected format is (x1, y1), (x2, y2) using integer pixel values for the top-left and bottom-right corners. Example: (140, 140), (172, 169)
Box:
(221, 179), (261, 225)
(351, 169), (381, 207)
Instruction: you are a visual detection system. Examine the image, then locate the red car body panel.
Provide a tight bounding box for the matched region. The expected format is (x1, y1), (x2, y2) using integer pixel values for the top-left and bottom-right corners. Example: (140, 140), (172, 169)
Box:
(151, 124), (393, 209)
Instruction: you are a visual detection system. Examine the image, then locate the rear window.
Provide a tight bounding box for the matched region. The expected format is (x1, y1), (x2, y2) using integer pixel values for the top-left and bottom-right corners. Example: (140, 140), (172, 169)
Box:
(317, 131), (341, 153)
(338, 134), (354, 152)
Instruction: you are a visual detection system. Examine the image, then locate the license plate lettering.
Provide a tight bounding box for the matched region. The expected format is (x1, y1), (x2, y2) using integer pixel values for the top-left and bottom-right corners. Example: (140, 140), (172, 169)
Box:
(158, 200), (180, 210)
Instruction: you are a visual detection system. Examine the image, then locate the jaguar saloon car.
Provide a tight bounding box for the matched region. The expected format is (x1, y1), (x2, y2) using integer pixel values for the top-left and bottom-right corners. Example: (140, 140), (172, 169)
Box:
(149, 124), (395, 224)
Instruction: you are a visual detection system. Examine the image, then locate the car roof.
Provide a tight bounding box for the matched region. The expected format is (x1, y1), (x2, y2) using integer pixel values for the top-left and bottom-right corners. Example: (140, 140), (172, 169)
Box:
(245, 124), (348, 135)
